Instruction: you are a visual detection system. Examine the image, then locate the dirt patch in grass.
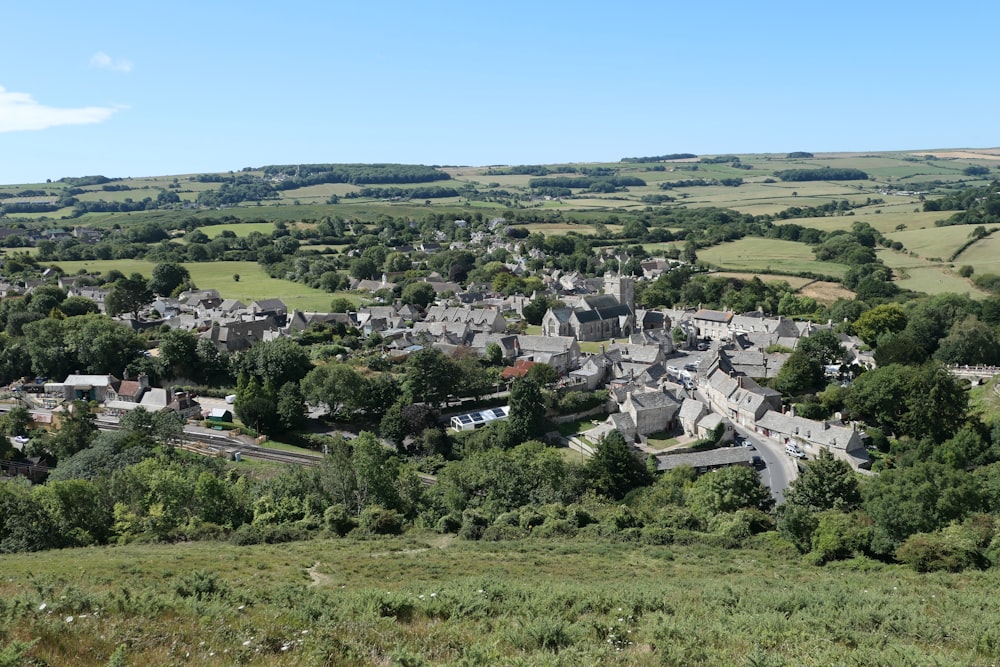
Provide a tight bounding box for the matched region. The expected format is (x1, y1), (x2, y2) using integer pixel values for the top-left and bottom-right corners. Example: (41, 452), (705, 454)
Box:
(798, 281), (855, 304)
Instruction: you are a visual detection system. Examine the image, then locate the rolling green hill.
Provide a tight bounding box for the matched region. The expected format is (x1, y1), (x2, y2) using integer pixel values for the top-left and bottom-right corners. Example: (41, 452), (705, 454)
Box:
(1, 534), (998, 666)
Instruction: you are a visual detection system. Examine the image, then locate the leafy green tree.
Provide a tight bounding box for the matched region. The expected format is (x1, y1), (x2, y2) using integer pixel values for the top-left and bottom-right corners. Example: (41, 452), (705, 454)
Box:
(349, 257), (378, 281)
(854, 303), (907, 348)
(0, 480), (59, 552)
(904, 293), (979, 357)
(33, 479), (112, 546)
(22, 318), (73, 379)
(301, 363), (366, 416)
(933, 316), (1000, 366)
(28, 285), (67, 315)
(935, 424), (1000, 470)
(379, 401), (406, 448)
(863, 461), (982, 555)
(403, 348), (455, 407)
(774, 349), (825, 395)
(234, 337), (311, 388)
(195, 338), (231, 386)
(157, 328), (199, 380)
(798, 329), (844, 366)
(194, 471), (239, 527)
(359, 373), (400, 422)
(352, 431), (400, 513)
(784, 449), (861, 512)
(276, 381), (307, 431)
(1, 406), (33, 437)
(105, 273), (153, 319)
(329, 297), (354, 313)
(319, 436), (359, 512)
(485, 342), (503, 366)
(59, 296), (99, 317)
(873, 332), (928, 366)
(847, 363), (967, 442)
(233, 375), (278, 434)
(149, 262), (191, 297)
(526, 363), (559, 387)
(63, 316), (145, 377)
(119, 407), (184, 444)
(49, 401), (98, 461)
(522, 295), (556, 326)
(685, 466), (773, 523)
(506, 377), (545, 445)
(401, 282), (436, 308)
(586, 431), (652, 500)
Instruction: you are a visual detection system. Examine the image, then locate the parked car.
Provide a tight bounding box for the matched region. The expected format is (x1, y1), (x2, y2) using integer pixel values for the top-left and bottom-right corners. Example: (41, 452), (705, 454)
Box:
(666, 365), (680, 376)
(785, 443), (806, 459)
(13, 435), (30, 444)
(751, 455), (764, 468)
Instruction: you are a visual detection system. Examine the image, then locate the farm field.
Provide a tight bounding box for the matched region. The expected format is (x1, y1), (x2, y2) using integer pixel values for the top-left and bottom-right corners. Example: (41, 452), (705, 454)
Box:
(953, 233), (1000, 274)
(698, 238), (848, 279)
(895, 266), (985, 298)
(201, 221), (278, 238)
(520, 222), (624, 236)
(1, 535), (999, 665)
(876, 249), (989, 299)
(711, 272), (815, 289)
(799, 281), (855, 304)
(794, 207), (937, 233)
(46, 259), (349, 311)
(887, 224), (994, 262)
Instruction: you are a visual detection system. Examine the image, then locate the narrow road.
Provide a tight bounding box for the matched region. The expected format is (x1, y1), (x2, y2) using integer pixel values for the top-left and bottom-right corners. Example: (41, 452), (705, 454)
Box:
(734, 424), (797, 504)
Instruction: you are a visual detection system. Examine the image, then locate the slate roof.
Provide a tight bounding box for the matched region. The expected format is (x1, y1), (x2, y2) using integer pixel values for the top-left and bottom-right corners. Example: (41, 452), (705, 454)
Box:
(627, 390), (678, 411)
(694, 309), (733, 323)
(679, 398), (708, 422)
(657, 447), (751, 471)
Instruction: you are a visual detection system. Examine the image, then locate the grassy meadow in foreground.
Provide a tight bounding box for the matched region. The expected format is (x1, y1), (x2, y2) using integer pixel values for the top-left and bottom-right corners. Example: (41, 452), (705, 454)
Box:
(1, 535), (999, 666)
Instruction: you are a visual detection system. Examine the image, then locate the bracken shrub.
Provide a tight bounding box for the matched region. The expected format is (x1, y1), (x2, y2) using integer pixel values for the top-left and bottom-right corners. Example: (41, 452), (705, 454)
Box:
(807, 510), (873, 565)
(323, 504), (356, 537)
(230, 522), (312, 545)
(435, 514), (461, 534)
(896, 523), (987, 572)
(458, 510), (489, 541)
(358, 505), (404, 536)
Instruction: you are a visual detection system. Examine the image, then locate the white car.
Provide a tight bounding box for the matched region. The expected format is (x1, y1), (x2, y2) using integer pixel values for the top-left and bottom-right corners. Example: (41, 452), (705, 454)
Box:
(785, 444), (806, 459)
(13, 435), (30, 444)
(666, 365), (680, 376)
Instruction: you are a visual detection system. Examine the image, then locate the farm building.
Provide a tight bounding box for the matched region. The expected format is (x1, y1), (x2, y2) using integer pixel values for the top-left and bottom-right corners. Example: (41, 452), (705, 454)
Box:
(450, 406), (510, 432)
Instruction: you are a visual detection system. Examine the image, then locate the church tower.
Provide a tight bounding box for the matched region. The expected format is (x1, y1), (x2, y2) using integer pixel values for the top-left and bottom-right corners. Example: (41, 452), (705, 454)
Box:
(604, 273), (635, 311)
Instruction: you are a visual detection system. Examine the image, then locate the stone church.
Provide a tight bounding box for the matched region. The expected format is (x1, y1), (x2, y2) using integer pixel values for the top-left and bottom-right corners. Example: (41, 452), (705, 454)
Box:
(542, 273), (636, 341)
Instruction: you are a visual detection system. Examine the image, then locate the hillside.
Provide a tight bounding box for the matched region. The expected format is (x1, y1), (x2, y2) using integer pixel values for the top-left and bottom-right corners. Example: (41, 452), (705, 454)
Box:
(4, 149), (1000, 298)
(2, 534), (999, 666)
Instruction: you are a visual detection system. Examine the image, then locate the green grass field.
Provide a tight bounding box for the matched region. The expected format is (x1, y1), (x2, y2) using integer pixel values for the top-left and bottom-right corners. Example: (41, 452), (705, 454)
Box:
(698, 238), (848, 278)
(711, 272), (816, 289)
(954, 233), (1000, 274)
(887, 225), (991, 262)
(1, 535), (999, 665)
(876, 249), (990, 299)
(779, 208), (940, 234)
(46, 259), (356, 311)
(201, 221), (278, 238)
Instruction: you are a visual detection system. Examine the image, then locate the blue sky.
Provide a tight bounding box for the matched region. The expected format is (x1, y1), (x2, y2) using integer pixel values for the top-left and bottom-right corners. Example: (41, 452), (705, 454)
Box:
(1, 1), (997, 184)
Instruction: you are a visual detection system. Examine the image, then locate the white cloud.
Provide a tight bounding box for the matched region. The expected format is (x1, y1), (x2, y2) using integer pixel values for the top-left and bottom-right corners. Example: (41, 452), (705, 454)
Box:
(0, 86), (121, 132)
(89, 51), (132, 73)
